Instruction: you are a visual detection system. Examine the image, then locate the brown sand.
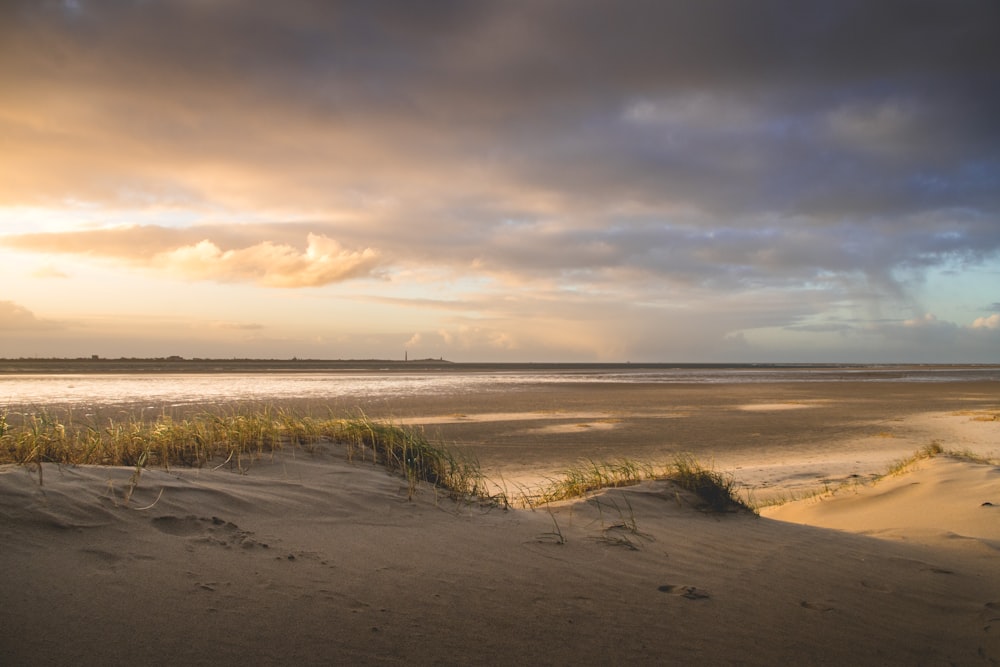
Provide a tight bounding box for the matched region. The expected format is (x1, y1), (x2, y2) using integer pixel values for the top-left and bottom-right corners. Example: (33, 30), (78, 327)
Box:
(362, 380), (1000, 498)
(1, 380), (998, 664)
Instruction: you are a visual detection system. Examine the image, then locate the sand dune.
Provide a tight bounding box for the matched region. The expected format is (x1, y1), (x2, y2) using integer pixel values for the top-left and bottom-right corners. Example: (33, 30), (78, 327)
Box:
(764, 456), (1000, 550)
(2, 443), (998, 665)
(3, 381), (997, 664)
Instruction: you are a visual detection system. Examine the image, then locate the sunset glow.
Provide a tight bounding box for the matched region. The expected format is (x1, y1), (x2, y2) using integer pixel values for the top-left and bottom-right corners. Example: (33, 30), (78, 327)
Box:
(1, 1), (998, 361)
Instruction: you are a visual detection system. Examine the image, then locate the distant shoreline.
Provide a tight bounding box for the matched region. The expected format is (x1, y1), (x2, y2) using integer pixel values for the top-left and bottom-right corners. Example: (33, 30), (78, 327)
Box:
(2, 358), (997, 375)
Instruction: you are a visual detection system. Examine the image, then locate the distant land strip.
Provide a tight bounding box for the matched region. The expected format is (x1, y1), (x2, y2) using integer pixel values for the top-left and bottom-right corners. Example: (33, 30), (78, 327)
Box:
(0, 358), (993, 375)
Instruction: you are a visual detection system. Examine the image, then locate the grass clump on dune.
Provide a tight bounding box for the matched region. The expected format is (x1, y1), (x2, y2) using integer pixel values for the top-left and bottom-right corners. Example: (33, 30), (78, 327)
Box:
(0, 407), (324, 469)
(530, 455), (755, 514)
(670, 454), (753, 513)
(335, 415), (489, 501)
(760, 443), (998, 509)
(533, 459), (655, 505)
(883, 442), (944, 477)
(2, 408), (754, 511)
(0, 408), (491, 502)
(883, 441), (998, 476)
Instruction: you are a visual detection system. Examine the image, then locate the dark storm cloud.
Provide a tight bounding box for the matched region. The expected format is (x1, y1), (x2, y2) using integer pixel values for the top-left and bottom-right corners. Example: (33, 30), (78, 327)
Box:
(2, 0), (998, 295)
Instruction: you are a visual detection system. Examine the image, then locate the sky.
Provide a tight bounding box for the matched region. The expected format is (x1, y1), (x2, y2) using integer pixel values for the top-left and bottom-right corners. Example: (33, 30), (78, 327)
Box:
(1, 0), (999, 363)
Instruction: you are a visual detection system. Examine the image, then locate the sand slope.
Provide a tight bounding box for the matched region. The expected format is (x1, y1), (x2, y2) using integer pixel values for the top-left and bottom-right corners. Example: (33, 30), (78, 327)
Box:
(764, 457), (1000, 549)
(2, 449), (999, 665)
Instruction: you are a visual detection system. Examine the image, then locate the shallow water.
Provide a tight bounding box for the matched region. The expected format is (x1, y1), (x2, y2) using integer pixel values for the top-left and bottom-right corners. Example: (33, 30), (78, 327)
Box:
(2, 365), (997, 409)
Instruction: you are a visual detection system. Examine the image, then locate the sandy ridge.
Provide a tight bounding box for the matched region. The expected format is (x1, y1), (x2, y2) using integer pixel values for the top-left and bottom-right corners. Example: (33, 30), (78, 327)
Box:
(2, 444), (998, 665)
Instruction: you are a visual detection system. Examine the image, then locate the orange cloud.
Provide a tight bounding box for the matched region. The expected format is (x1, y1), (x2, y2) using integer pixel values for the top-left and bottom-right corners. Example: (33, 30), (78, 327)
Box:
(153, 233), (381, 288)
(31, 265), (70, 279)
(971, 314), (1000, 330)
(0, 301), (61, 331)
(2, 226), (383, 288)
(209, 321), (266, 331)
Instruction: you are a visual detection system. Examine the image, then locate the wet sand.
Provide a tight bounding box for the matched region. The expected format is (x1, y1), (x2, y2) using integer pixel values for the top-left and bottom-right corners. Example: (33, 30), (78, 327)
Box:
(8, 378), (997, 498)
(317, 379), (1000, 497)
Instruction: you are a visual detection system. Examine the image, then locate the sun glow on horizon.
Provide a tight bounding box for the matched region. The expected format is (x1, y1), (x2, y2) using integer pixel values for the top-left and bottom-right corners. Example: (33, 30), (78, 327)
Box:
(1, 2), (998, 362)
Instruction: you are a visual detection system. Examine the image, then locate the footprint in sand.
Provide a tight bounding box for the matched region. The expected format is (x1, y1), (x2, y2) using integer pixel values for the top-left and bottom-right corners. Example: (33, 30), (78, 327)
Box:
(658, 584), (710, 600)
(982, 602), (1000, 633)
(150, 515), (268, 550)
(77, 548), (156, 573)
(150, 515), (204, 536)
(78, 548), (123, 564)
(860, 580), (892, 593)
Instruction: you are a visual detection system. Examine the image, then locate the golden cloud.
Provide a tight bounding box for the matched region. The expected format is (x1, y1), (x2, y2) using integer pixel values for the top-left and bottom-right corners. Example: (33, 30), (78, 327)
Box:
(971, 314), (1000, 330)
(31, 265), (70, 279)
(0, 301), (61, 331)
(2, 226), (382, 288)
(153, 233), (381, 288)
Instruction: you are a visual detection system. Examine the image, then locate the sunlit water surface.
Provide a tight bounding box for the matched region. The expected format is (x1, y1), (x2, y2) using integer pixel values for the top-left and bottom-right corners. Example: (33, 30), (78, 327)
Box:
(2, 366), (997, 409)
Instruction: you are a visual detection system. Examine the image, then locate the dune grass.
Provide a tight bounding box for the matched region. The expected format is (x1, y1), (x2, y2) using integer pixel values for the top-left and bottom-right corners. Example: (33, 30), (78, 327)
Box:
(0, 407), (491, 501)
(884, 441), (998, 472)
(1, 407), (332, 470)
(670, 454), (753, 513)
(863, 441), (997, 487)
(334, 415), (489, 500)
(1, 407), (752, 512)
(883, 442), (945, 476)
(529, 455), (755, 514)
(758, 442), (999, 509)
(531, 459), (657, 505)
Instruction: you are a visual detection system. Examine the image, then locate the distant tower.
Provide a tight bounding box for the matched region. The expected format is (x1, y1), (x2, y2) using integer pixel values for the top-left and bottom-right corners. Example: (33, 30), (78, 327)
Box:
(405, 350), (408, 362)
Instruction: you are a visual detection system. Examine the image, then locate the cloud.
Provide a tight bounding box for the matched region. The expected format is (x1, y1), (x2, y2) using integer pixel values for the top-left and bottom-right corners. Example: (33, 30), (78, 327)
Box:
(30, 264), (70, 279)
(3, 1), (998, 223)
(2, 1), (1000, 360)
(971, 313), (1000, 330)
(2, 225), (197, 257)
(209, 321), (265, 331)
(2, 227), (382, 288)
(848, 311), (1000, 362)
(903, 313), (945, 329)
(902, 312), (1000, 335)
(0, 301), (60, 331)
(154, 233), (381, 288)
(433, 325), (518, 353)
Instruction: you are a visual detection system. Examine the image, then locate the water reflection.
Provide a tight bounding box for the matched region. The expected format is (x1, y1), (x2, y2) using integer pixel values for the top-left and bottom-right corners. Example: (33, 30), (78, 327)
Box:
(2, 366), (997, 409)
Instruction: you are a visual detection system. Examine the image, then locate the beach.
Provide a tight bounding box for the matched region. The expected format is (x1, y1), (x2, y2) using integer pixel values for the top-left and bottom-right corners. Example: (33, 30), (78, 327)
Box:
(1, 372), (998, 664)
(365, 379), (999, 497)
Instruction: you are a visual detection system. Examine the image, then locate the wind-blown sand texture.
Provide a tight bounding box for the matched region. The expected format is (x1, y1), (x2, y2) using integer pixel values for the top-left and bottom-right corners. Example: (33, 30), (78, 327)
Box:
(1, 380), (998, 664)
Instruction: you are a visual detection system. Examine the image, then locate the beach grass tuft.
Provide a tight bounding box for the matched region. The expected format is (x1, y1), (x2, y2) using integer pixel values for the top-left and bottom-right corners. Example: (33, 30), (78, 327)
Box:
(0, 407), (494, 503)
(669, 454), (755, 513)
(527, 455), (755, 514)
(883, 442), (943, 476)
(1, 407), (319, 470)
(757, 442), (998, 510)
(3, 407), (757, 512)
(335, 414), (489, 501)
(879, 441), (998, 477)
(533, 459), (656, 504)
